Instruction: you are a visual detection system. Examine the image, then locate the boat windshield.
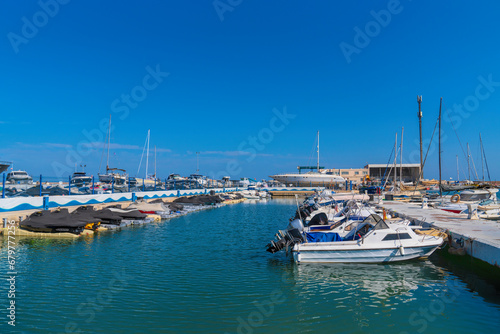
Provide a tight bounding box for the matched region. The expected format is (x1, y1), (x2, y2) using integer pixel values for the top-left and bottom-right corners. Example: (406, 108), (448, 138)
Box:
(460, 193), (489, 201)
(363, 214), (389, 230)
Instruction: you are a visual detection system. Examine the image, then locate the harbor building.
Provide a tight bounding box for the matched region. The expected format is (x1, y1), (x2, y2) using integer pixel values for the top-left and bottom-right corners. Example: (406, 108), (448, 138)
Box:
(364, 163), (421, 183)
(324, 168), (369, 184)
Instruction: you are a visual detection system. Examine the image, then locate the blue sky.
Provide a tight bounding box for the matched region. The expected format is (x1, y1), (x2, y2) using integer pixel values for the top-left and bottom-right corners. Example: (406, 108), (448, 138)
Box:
(1, 0), (499, 181)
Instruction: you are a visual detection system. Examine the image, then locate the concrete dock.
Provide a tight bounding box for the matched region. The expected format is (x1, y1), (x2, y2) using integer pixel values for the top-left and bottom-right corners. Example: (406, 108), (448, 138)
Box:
(379, 201), (500, 268)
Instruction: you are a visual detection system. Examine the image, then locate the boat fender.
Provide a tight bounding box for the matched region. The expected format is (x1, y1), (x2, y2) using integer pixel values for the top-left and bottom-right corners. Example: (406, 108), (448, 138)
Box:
(399, 245), (405, 256)
(451, 194), (460, 203)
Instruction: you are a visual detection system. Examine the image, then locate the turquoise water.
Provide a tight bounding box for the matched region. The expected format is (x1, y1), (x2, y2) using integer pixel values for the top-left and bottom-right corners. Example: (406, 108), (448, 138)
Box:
(1, 199), (500, 333)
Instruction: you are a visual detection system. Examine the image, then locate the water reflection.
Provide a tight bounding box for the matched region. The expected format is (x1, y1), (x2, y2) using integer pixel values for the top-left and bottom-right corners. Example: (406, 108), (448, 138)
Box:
(289, 261), (447, 301)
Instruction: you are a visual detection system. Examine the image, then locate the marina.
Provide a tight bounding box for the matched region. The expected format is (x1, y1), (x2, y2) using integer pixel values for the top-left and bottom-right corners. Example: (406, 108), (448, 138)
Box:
(3, 1), (500, 332)
(1, 199), (500, 333)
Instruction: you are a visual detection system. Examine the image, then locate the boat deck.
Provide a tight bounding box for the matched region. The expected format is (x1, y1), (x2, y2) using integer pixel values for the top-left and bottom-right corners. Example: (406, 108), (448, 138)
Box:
(379, 201), (500, 267)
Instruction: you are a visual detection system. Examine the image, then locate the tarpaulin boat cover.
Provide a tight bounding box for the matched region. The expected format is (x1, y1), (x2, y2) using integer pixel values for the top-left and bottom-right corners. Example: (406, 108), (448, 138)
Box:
(21, 209), (88, 228)
(306, 232), (342, 243)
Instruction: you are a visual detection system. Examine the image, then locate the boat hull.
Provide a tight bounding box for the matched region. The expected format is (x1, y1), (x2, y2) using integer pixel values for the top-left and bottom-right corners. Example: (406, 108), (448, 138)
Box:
(270, 173), (344, 186)
(293, 244), (440, 263)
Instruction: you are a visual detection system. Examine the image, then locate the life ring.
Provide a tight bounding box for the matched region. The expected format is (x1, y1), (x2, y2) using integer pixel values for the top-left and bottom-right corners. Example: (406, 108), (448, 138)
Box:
(451, 194), (460, 203)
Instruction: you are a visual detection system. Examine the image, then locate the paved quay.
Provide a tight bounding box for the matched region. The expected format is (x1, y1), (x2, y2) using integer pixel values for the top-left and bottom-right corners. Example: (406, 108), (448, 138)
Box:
(379, 201), (500, 267)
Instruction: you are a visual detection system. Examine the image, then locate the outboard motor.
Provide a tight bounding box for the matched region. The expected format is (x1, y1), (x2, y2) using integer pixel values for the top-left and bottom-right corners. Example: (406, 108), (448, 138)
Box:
(287, 218), (304, 231)
(266, 219), (305, 254)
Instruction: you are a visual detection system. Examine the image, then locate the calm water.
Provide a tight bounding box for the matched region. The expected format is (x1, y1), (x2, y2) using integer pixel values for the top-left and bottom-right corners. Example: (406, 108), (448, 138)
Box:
(1, 199), (500, 333)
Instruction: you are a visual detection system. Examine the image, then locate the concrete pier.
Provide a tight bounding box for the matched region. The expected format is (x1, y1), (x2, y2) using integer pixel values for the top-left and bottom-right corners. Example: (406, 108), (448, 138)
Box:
(379, 201), (500, 268)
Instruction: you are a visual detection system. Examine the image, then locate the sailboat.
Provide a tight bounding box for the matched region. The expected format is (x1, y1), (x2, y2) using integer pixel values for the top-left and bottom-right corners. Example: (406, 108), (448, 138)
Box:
(136, 130), (161, 188)
(98, 115), (128, 185)
(269, 131), (345, 186)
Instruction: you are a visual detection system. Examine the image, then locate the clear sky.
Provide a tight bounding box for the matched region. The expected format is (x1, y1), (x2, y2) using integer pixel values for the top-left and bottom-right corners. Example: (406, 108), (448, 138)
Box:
(1, 0), (499, 181)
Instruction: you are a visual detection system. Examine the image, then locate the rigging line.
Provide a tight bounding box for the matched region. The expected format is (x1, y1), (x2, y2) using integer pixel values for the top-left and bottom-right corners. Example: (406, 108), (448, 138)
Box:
(381, 145), (395, 188)
(307, 133), (317, 170)
(459, 160), (468, 180)
(443, 102), (468, 161)
(98, 124), (109, 174)
(136, 133), (149, 177)
(481, 138), (492, 181)
(383, 145), (401, 189)
(413, 115), (440, 192)
(479, 138), (484, 181)
(470, 147), (479, 181)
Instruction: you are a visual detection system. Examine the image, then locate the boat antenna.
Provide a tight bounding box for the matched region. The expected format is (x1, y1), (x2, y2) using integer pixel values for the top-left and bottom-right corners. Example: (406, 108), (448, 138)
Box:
(295, 194), (303, 222)
(438, 97), (442, 198)
(417, 96), (423, 179)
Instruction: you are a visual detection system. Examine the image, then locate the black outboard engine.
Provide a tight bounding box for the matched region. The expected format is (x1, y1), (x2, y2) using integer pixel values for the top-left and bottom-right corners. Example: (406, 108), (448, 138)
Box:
(293, 202), (319, 220)
(266, 219), (305, 254)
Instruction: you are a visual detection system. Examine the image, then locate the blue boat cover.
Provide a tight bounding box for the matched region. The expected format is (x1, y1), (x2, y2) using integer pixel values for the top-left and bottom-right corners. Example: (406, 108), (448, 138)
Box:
(306, 232), (342, 243)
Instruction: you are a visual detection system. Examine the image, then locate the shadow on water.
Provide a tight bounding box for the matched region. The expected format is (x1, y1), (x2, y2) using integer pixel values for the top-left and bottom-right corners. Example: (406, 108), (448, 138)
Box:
(266, 247), (500, 309)
(1, 236), (80, 250)
(430, 247), (500, 305)
(268, 256), (447, 297)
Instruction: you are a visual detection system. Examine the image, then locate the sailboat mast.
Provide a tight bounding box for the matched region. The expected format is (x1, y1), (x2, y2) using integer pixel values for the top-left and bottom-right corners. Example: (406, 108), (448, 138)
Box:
(394, 132), (397, 187)
(106, 115), (111, 171)
(316, 131), (320, 172)
(438, 97), (442, 198)
(480, 133), (484, 182)
(154, 145), (157, 179)
(145, 130), (150, 179)
(400, 127), (404, 187)
(456, 155), (459, 182)
(417, 96), (423, 179)
(467, 142), (470, 181)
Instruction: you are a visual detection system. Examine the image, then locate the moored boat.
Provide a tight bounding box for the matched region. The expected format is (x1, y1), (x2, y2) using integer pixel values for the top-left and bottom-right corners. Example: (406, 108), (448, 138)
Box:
(20, 209), (98, 235)
(266, 211), (444, 263)
(71, 172), (93, 187)
(6, 170), (33, 184)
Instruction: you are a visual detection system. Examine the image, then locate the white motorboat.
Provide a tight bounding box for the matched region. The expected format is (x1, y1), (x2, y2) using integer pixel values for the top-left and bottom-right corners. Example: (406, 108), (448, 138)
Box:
(258, 191), (269, 198)
(188, 174), (208, 187)
(99, 168), (128, 185)
(241, 190), (261, 200)
(71, 172), (93, 187)
(270, 170), (345, 187)
(438, 188), (498, 214)
(6, 170), (33, 184)
(126, 200), (170, 215)
(267, 214), (444, 264)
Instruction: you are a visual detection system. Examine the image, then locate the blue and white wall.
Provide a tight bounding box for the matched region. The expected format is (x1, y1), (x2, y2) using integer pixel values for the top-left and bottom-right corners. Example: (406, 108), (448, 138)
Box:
(0, 188), (238, 212)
